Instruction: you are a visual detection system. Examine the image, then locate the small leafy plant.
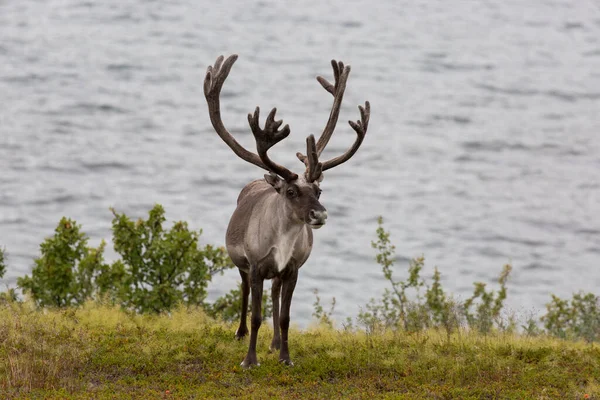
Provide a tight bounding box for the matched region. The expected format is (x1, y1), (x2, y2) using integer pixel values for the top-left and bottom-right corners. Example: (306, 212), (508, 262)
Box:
(463, 264), (512, 334)
(312, 289), (336, 328)
(110, 205), (234, 313)
(424, 267), (461, 340)
(17, 205), (235, 314)
(359, 217), (426, 332)
(542, 292), (600, 343)
(361, 217), (511, 336)
(0, 247), (6, 280)
(17, 218), (110, 308)
(0, 247), (16, 304)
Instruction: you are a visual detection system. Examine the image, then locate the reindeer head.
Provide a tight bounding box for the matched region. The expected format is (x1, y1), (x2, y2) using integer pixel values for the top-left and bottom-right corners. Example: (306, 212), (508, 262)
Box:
(259, 132), (327, 229)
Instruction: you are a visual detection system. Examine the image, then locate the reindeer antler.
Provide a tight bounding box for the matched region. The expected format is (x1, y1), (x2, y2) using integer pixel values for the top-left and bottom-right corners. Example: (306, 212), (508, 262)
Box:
(297, 60), (370, 175)
(248, 107), (298, 182)
(204, 54), (298, 181)
(321, 101), (369, 171)
(305, 135), (322, 183)
(205, 55), (369, 182)
(204, 55), (266, 171)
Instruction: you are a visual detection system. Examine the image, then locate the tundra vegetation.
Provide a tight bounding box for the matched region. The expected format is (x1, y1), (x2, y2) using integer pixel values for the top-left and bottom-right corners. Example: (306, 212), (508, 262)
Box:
(0, 206), (599, 399)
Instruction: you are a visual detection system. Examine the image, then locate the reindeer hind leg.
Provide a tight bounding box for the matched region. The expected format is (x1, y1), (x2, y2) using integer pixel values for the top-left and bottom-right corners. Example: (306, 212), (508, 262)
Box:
(241, 265), (264, 368)
(235, 268), (250, 339)
(279, 268), (298, 366)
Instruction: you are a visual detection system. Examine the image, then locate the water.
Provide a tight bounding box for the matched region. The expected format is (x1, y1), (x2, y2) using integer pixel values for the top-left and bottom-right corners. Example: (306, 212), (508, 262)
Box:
(1, 0), (599, 325)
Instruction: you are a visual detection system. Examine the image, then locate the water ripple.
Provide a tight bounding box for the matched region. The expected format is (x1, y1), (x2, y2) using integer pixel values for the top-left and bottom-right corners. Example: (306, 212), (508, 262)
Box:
(1, 0), (599, 325)
(475, 83), (600, 102)
(64, 103), (129, 115)
(80, 161), (133, 172)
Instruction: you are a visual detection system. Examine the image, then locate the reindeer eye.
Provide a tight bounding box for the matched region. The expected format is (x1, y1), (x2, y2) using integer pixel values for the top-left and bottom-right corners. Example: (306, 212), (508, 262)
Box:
(286, 188), (297, 198)
(316, 189), (322, 199)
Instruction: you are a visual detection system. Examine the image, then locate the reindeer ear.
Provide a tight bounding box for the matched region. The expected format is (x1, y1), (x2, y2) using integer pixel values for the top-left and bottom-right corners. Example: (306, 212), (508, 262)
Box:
(264, 173), (284, 192)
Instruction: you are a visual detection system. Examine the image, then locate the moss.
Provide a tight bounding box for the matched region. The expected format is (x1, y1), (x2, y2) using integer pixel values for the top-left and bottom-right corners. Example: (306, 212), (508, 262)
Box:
(1, 301), (599, 399)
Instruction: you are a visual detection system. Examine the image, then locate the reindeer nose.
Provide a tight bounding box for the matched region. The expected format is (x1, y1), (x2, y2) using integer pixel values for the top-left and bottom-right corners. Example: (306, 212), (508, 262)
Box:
(309, 210), (328, 223)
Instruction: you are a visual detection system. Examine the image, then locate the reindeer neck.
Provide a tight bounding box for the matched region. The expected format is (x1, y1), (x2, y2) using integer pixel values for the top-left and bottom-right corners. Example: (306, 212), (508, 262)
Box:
(266, 191), (305, 238)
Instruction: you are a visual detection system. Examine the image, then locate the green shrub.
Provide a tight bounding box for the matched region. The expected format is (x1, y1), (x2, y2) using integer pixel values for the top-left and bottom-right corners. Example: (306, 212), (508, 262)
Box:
(521, 312), (542, 337)
(359, 217), (425, 332)
(0, 246), (6, 279)
(463, 264), (512, 334)
(424, 267), (462, 339)
(17, 218), (110, 308)
(359, 218), (461, 335)
(16, 205), (235, 314)
(361, 217), (511, 336)
(0, 247), (17, 304)
(542, 292), (600, 342)
(312, 289), (336, 328)
(110, 204), (234, 313)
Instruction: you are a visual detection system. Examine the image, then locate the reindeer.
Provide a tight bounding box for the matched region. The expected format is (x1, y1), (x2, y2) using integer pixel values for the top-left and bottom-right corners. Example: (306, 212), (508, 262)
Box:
(203, 54), (370, 368)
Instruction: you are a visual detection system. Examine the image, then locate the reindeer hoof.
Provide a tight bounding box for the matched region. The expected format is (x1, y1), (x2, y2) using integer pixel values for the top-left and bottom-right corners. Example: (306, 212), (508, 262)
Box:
(240, 359), (260, 369)
(235, 327), (248, 340)
(279, 359), (294, 366)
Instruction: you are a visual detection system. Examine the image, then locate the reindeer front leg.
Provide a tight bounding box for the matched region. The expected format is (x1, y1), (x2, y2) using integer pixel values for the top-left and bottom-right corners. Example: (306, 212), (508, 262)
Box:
(270, 277), (282, 352)
(279, 268), (298, 366)
(241, 265), (264, 369)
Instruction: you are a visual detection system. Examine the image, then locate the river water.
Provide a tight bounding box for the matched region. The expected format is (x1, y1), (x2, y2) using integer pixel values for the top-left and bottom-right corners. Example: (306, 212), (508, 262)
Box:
(1, 0), (599, 325)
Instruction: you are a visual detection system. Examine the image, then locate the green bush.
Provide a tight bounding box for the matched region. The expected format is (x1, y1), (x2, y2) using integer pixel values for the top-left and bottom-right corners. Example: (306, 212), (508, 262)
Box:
(542, 292), (600, 343)
(110, 205), (234, 313)
(361, 217), (600, 342)
(312, 289), (336, 328)
(16, 205), (235, 314)
(360, 217), (511, 336)
(0, 247), (17, 304)
(358, 218), (426, 332)
(424, 267), (462, 339)
(0, 247), (6, 279)
(17, 218), (110, 308)
(463, 263), (512, 334)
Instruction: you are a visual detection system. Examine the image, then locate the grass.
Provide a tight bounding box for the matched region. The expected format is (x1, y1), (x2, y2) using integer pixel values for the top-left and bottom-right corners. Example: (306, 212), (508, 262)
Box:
(1, 302), (599, 399)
